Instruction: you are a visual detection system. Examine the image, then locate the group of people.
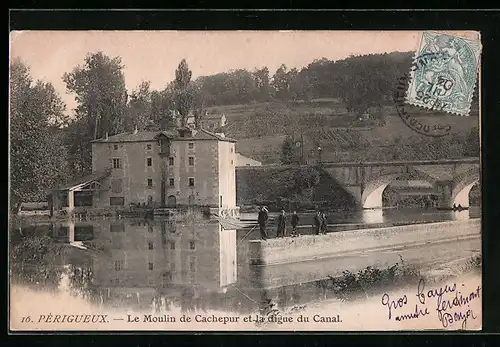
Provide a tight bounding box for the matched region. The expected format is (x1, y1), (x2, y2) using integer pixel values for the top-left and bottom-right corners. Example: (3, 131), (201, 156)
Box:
(257, 207), (329, 240)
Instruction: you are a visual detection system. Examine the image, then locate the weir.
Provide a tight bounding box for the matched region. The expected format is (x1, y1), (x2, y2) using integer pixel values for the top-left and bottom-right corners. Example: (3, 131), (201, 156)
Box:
(248, 219), (481, 267)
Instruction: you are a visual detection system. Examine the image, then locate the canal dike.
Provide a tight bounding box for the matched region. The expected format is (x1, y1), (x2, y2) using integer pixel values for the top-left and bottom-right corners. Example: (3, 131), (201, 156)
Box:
(247, 219), (480, 289)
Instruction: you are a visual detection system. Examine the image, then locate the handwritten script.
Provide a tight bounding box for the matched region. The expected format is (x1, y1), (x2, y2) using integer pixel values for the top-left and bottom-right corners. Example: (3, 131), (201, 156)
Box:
(381, 279), (481, 329)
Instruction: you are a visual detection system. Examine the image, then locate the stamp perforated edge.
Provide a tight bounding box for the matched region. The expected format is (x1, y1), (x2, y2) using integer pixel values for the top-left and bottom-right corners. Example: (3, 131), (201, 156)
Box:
(405, 31), (482, 117)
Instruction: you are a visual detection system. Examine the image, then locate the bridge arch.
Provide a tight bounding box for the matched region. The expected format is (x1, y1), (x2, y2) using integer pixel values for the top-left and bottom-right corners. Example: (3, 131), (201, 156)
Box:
(361, 171), (437, 209)
(450, 168), (480, 208)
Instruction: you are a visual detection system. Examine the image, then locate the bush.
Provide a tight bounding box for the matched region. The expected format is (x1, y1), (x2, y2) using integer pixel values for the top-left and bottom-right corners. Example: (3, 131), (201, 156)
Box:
(324, 258), (421, 302)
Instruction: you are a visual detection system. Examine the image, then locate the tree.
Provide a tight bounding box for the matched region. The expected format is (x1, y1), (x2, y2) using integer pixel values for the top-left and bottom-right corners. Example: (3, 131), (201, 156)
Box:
(151, 87), (176, 131)
(271, 64), (291, 100)
(463, 126), (480, 157)
(10, 59), (70, 206)
(63, 52), (128, 174)
(63, 52), (128, 140)
(126, 81), (153, 131)
(281, 136), (299, 165)
(173, 59), (195, 127)
(253, 67), (271, 101)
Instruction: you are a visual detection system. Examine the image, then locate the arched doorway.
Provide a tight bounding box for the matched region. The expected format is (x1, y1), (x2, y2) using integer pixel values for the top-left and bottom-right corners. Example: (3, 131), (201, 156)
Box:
(167, 195), (176, 208)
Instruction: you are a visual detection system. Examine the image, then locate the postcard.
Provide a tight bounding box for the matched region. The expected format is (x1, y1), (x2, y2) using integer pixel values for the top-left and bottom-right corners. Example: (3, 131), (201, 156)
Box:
(9, 30), (481, 331)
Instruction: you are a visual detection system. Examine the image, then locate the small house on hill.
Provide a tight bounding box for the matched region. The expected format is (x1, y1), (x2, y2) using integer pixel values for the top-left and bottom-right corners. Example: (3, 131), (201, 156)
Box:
(180, 112), (227, 132)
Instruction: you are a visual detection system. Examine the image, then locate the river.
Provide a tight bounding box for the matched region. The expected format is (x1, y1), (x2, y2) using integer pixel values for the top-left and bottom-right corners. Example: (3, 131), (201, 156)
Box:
(9, 207), (481, 330)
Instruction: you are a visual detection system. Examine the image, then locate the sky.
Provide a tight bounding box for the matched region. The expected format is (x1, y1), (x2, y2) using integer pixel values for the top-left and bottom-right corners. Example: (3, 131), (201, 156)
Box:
(10, 30), (420, 112)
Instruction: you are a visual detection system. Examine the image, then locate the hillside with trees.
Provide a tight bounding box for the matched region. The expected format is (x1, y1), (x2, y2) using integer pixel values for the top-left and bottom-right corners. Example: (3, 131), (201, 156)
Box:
(9, 50), (480, 206)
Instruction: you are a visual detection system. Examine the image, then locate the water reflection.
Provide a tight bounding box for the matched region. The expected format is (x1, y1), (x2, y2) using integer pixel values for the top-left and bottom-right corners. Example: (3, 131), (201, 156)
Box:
(10, 206), (481, 317)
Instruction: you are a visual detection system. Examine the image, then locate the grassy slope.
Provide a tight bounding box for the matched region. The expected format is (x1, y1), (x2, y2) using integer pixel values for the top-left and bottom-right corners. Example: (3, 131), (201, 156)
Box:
(207, 99), (479, 164)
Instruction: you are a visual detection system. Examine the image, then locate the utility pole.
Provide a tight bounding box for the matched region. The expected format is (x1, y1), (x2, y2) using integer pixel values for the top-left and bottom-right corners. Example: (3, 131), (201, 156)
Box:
(317, 145), (322, 166)
(301, 132), (304, 165)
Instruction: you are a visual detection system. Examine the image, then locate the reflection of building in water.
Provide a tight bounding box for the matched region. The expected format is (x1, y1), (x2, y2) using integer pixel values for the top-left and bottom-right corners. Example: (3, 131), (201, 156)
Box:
(48, 219), (345, 314)
(57, 220), (238, 310)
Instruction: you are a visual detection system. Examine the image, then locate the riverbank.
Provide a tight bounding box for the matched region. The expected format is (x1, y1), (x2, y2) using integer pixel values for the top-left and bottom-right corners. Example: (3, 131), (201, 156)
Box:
(9, 265), (481, 331)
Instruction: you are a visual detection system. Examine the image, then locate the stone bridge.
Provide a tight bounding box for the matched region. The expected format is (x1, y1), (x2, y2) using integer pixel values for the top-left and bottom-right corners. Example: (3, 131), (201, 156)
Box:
(236, 158), (480, 209)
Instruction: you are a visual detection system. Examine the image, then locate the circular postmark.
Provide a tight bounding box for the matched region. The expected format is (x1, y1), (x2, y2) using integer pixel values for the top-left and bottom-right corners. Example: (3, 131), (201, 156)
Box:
(394, 70), (453, 138)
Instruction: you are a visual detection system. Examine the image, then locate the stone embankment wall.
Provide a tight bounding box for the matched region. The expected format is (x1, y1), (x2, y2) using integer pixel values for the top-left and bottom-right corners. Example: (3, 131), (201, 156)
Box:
(248, 219), (481, 265)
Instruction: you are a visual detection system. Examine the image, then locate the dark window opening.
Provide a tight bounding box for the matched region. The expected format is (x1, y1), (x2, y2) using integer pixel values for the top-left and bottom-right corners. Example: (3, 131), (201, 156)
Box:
(110, 197), (125, 206)
(169, 178), (174, 187)
(189, 178), (195, 187)
(148, 241), (154, 250)
(112, 158), (121, 169)
(114, 260), (124, 271)
(147, 157), (152, 167)
(147, 179), (153, 187)
(146, 144), (152, 150)
(188, 157), (194, 166)
(74, 225), (94, 241)
(110, 223), (125, 233)
(113, 144), (119, 150)
(188, 143), (194, 149)
(148, 262), (154, 271)
(189, 241), (196, 250)
(169, 157), (174, 166)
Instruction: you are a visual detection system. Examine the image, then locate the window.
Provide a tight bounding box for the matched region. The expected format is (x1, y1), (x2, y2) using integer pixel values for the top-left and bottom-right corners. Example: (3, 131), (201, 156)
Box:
(231, 147), (233, 153)
(188, 157), (194, 166)
(114, 260), (124, 271)
(169, 157), (174, 166)
(147, 179), (153, 187)
(146, 144), (152, 150)
(110, 197), (125, 206)
(169, 241), (175, 250)
(112, 158), (121, 169)
(110, 223), (125, 232)
(189, 241), (196, 250)
(220, 195), (223, 208)
(146, 157), (152, 167)
(113, 144), (119, 150)
(148, 241), (154, 250)
(188, 142), (194, 149)
(231, 160), (233, 165)
(169, 178), (175, 187)
(148, 262), (154, 271)
(189, 178), (195, 187)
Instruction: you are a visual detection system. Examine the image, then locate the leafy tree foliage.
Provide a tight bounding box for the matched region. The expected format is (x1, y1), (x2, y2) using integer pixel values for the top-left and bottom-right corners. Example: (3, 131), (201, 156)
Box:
(10, 58), (70, 206)
(281, 136), (299, 164)
(63, 51), (128, 140)
(63, 52), (128, 175)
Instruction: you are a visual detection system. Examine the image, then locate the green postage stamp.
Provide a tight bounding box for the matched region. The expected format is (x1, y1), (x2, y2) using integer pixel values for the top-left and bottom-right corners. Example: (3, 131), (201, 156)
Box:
(406, 31), (482, 116)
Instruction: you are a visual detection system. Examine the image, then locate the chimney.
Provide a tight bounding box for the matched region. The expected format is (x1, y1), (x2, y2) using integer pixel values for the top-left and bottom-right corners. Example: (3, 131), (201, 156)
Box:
(133, 125), (138, 134)
(105, 132), (109, 140)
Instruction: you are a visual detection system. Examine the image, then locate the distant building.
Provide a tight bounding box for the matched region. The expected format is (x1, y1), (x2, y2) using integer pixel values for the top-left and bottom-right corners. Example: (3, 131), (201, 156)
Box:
(177, 112), (226, 132)
(234, 153), (262, 167)
(202, 113), (227, 131)
(50, 127), (239, 217)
